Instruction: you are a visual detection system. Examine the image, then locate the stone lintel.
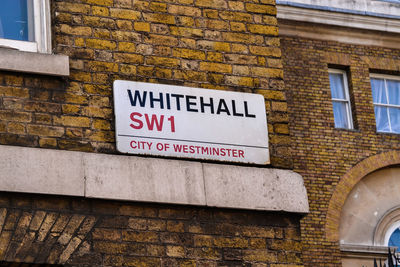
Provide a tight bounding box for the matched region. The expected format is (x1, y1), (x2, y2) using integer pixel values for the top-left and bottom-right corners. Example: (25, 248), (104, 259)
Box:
(0, 145), (309, 213)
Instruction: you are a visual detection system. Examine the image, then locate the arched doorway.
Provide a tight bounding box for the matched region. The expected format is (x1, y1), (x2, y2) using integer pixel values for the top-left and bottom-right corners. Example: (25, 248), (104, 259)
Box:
(340, 167), (400, 266)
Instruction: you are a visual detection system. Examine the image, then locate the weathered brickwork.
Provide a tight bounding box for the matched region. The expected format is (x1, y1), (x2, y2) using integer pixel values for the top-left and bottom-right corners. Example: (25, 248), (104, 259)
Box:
(0, 192), (302, 266)
(281, 36), (400, 266)
(0, 0), (291, 168)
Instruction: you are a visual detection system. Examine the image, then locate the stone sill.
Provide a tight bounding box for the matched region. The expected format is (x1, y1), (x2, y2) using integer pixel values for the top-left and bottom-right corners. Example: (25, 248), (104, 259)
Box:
(0, 145), (309, 214)
(0, 48), (69, 76)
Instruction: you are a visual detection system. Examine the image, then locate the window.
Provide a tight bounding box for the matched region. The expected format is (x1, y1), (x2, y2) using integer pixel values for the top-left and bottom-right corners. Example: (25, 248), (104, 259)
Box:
(0, 0), (50, 53)
(385, 221), (400, 252)
(370, 75), (400, 134)
(329, 69), (353, 129)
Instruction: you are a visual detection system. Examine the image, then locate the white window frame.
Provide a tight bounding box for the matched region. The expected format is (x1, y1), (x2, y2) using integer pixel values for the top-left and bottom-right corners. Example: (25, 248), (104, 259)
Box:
(0, 0), (51, 53)
(370, 73), (400, 134)
(328, 68), (354, 129)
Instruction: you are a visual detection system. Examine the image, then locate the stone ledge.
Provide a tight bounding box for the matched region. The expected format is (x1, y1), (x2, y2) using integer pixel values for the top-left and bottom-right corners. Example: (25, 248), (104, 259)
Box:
(0, 48), (69, 76)
(0, 145), (309, 213)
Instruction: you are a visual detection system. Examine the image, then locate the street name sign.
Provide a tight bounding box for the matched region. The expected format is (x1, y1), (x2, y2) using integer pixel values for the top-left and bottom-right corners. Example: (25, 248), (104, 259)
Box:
(113, 80), (269, 164)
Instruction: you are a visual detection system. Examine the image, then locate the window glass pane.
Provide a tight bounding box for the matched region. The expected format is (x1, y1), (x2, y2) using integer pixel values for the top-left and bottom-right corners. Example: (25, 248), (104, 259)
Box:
(389, 228), (400, 252)
(332, 101), (349, 128)
(371, 78), (387, 104)
(374, 106), (390, 132)
(0, 0), (32, 41)
(387, 80), (400, 105)
(389, 107), (400, 133)
(329, 73), (346, 99)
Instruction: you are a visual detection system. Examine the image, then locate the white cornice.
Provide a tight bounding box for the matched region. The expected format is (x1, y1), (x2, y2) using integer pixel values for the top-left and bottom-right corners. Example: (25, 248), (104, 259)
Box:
(277, 5), (400, 33)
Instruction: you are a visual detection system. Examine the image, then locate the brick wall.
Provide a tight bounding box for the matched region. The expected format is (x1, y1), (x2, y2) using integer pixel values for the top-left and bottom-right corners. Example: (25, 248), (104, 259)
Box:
(0, 192), (302, 266)
(0, 0), (291, 168)
(281, 36), (400, 266)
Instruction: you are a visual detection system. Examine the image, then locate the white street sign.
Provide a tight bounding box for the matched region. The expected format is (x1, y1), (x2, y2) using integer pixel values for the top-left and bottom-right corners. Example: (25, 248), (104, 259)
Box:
(113, 80), (269, 164)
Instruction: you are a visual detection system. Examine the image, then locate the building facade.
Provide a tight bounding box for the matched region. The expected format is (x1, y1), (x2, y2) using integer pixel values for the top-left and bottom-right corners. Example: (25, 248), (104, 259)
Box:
(0, 0), (309, 266)
(278, 0), (400, 266)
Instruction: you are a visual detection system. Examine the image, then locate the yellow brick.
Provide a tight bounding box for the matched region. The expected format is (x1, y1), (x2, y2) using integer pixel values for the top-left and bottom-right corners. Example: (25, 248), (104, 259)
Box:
(272, 101), (288, 112)
(200, 62), (232, 73)
(39, 138), (58, 148)
(93, 119), (111, 130)
(27, 125), (64, 137)
(138, 66), (154, 76)
(110, 8), (141, 19)
(228, 1), (244, 10)
(116, 20), (133, 30)
(88, 61), (118, 72)
(263, 15), (277, 25)
(196, 0), (227, 8)
(70, 71), (91, 83)
(274, 123), (289, 134)
(196, 19), (228, 30)
(146, 56), (180, 67)
(56, 2), (90, 14)
(232, 65), (249, 75)
(173, 70), (207, 82)
(93, 28), (110, 39)
(91, 6), (109, 16)
(119, 42), (136, 52)
(219, 11), (252, 22)
(258, 56), (266, 66)
(249, 46), (281, 57)
(177, 16), (195, 27)
(243, 250), (277, 262)
(214, 237), (248, 248)
(74, 38), (85, 47)
(178, 0), (194, 4)
(83, 107), (112, 118)
(215, 42), (231, 52)
(170, 27), (203, 37)
(246, 3), (277, 15)
(54, 116), (90, 127)
(144, 34), (178, 46)
(230, 22), (246, 32)
(143, 13), (175, 24)
(0, 110), (31, 122)
(222, 32), (264, 44)
(166, 246), (185, 258)
(8, 122), (25, 134)
(64, 93), (89, 104)
(267, 58), (283, 68)
(207, 52), (223, 62)
(114, 53), (144, 64)
(204, 9), (219, 18)
(59, 25), (92, 36)
(251, 67), (283, 78)
(120, 64), (137, 75)
(111, 31), (141, 42)
(169, 5), (201, 16)
(172, 48), (205, 60)
(85, 0), (113, 6)
(225, 76), (254, 87)
(0, 86), (29, 98)
(248, 24), (278, 35)
(155, 68), (172, 79)
(207, 73), (225, 84)
(62, 104), (80, 114)
(150, 2), (167, 12)
(86, 39), (116, 50)
(134, 22), (150, 32)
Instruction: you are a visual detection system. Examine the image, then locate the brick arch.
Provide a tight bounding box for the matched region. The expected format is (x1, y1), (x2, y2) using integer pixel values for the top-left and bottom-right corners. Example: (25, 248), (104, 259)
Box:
(325, 150), (400, 242)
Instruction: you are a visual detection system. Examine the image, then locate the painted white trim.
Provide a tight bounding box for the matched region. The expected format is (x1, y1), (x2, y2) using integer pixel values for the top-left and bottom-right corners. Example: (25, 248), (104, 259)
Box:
(277, 5), (400, 34)
(328, 69), (354, 129)
(385, 221), (400, 246)
(0, 0), (51, 53)
(0, 145), (309, 213)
